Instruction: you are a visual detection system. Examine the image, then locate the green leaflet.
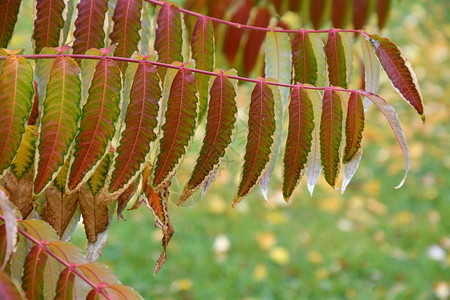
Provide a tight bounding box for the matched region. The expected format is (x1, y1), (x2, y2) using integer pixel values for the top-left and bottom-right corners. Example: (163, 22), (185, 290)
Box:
(34, 56), (82, 195)
(67, 58), (122, 191)
(80, 48), (102, 101)
(282, 85), (314, 201)
(292, 30), (317, 86)
(0, 56), (34, 175)
(155, 2), (183, 79)
(325, 28), (347, 89)
(191, 16), (215, 123)
(233, 80), (275, 206)
(306, 87), (323, 196)
(109, 60), (161, 194)
(341, 32), (353, 88)
(62, 0), (77, 44)
(309, 34), (327, 87)
(32, 0), (65, 54)
(109, 0), (142, 73)
(320, 88), (343, 187)
(179, 72), (237, 205)
(140, 1), (154, 55)
(35, 47), (60, 107)
(152, 67), (198, 189)
(343, 92), (364, 163)
(89, 153), (112, 196)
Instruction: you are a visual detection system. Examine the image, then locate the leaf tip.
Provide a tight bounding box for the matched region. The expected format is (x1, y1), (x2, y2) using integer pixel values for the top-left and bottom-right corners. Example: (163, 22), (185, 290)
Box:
(420, 113), (426, 123)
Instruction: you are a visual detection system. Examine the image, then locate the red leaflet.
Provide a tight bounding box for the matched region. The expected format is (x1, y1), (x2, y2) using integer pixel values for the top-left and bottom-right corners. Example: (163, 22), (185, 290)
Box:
(72, 0), (108, 56)
(320, 88), (343, 187)
(234, 80), (275, 206)
(109, 61), (161, 193)
(0, 0), (21, 47)
(54, 267), (75, 300)
(152, 68), (198, 189)
(369, 34), (424, 119)
(282, 86), (314, 201)
(292, 30), (318, 85)
(325, 28), (347, 88)
(331, 0), (348, 29)
(310, 0), (326, 29)
(179, 73), (237, 205)
(0, 270), (23, 299)
(243, 7), (271, 76)
(343, 92), (364, 163)
(290, 0), (302, 12)
(191, 16), (215, 121)
(376, 0), (391, 30)
(353, 0), (369, 29)
(155, 2), (183, 78)
(68, 58), (122, 191)
(33, 0), (65, 54)
(28, 82), (39, 125)
(223, 0), (254, 64)
(109, 0), (142, 73)
(22, 245), (48, 299)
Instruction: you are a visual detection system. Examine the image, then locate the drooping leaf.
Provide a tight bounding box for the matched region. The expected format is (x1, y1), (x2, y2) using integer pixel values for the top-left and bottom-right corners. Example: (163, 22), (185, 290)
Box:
(152, 68), (198, 189)
(341, 149), (362, 194)
(9, 126), (37, 180)
(306, 88), (323, 195)
(54, 267), (75, 300)
(0, 56), (34, 176)
(67, 58), (122, 191)
(85, 201), (114, 262)
(191, 16), (215, 122)
(79, 186), (111, 243)
(265, 29), (292, 105)
(0, 269), (24, 299)
(223, 0), (253, 64)
(155, 2), (183, 78)
(22, 245), (48, 299)
(109, 0), (142, 73)
(3, 172), (34, 219)
(41, 189), (78, 238)
(179, 73), (237, 205)
(72, 0), (109, 56)
(331, 0), (348, 28)
(340, 32), (353, 87)
(292, 29), (318, 86)
(325, 28), (347, 88)
(140, 2), (154, 55)
(368, 34), (424, 120)
(309, 34), (327, 86)
(27, 82), (39, 125)
(0, 190), (17, 271)
(310, 0), (326, 29)
(109, 61), (161, 194)
(320, 88), (343, 187)
(34, 56), (81, 195)
(88, 153), (112, 196)
(233, 80), (275, 206)
(360, 34), (380, 110)
(243, 7), (271, 76)
(365, 92), (409, 188)
(61, 0), (76, 44)
(343, 92), (364, 163)
(116, 180), (137, 220)
(353, 0), (369, 29)
(0, 0), (22, 48)
(33, 0), (65, 54)
(282, 85), (314, 201)
(376, 0), (391, 30)
(35, 47), (59, 105)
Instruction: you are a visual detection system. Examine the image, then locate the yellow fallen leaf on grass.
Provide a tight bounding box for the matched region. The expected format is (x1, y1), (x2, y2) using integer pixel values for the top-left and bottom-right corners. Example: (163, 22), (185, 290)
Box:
(172, 278), (192, 292)
(255, 232), (277, 251)
(269, 247), (290, 265)
(253, 264), (267, 281)
(394, 211), (415, 224)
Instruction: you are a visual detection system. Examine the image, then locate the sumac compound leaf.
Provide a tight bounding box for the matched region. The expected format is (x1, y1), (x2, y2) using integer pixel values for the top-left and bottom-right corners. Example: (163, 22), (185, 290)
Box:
(109, 61), (161, 194)
(33, 0), (65, 54)
(325, 28), (347, 88)
(283, 86), (314, 201)
(320, 88), (343, 187)
(152, 68), (198, 189)
(0, 0), (22, 47)
(68, 58), (122, 191)
(343, 92), (364, 163)
(155, 2), (183, 78)
(368, 34), (424, 120)
(223, 0), (253, 64)
(54, 267), (75, 300)
(376, 0), (391, 30)
(34, 56), (81, 195)
(22, 245), (48, 299)
(72, 0), (109, 56)
(365, 92), (409, 188)
(191, 16), (214, 122)
(0, 270), (23, 299)
(292, 30), (318, 85)
(109, 0), (142, 73)
(243, 7), (271, 76)
(233, 80), (275, 206)
(179, 73), (237, 205)
(0, 56), (34, 175)
(353, 0), (369, 29)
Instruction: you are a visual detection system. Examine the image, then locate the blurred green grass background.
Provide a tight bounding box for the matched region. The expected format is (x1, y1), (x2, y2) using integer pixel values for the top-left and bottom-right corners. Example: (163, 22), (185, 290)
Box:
(9, 0), (449, 299)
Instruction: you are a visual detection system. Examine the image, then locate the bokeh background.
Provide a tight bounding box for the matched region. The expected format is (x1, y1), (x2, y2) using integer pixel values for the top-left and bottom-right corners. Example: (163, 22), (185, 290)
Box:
(10, 0), (449, 298)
